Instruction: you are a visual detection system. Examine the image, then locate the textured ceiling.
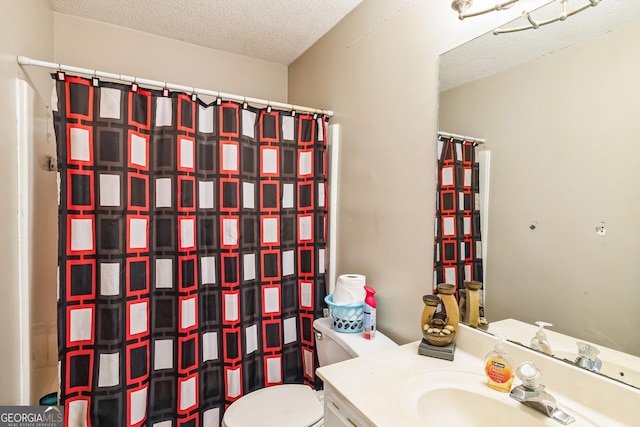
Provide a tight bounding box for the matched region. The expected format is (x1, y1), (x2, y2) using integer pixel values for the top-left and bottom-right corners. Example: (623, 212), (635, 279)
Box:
(51, 0), (637, 84)
(441, 0), (640, 91)
(51, 0), (364, 65)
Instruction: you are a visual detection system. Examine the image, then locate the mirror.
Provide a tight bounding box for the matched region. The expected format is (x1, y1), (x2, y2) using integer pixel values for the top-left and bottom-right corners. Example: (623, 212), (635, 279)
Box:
(438, 0), (640, 389)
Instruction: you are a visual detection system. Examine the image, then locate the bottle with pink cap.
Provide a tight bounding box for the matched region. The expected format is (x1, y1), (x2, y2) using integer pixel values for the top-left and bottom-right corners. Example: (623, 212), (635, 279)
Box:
(363, 286), (377, 340)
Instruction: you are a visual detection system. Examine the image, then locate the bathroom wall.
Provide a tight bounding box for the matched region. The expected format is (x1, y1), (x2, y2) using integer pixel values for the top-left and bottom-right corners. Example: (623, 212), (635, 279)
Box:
(439, 22), (640, 356)
(0, 0), (54, 405)
(287, 0), (549, 344)
(54, 13), (288, 102)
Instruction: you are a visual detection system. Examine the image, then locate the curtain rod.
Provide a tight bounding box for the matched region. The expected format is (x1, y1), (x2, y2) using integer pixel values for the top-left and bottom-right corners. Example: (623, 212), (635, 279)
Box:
(438, 131), (485, 144)
(17, 56), (334, 117)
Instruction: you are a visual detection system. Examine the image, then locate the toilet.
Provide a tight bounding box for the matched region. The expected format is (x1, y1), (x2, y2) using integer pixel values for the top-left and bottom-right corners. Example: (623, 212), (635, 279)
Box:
(221, 316), (398, 427)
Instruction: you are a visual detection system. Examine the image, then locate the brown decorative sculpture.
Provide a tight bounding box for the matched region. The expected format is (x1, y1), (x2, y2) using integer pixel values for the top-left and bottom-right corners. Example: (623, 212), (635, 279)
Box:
(420, 283), (460, 347)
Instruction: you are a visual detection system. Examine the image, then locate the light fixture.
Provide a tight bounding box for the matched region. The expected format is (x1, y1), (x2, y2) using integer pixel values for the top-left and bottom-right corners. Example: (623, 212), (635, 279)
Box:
(493, 0), (601, 34)
(451, 0), (519, 20)
(451, 0), (602, 34)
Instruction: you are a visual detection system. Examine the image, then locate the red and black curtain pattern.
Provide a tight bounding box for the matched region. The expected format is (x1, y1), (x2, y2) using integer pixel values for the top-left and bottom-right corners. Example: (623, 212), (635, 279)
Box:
(433, 135), (483, 298)
(53, 74), (328, 426)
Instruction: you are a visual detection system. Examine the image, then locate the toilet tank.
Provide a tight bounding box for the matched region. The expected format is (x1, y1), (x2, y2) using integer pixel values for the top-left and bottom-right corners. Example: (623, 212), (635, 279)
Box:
(313, 317), (398, 367)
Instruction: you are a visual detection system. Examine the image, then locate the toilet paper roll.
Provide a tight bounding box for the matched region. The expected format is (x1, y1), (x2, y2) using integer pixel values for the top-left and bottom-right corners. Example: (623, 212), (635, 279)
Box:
(333, 274), (367, 305)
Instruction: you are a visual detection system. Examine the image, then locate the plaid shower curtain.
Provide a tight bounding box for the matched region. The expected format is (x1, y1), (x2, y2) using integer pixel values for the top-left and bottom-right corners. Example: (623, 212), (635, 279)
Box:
(53, 74), (328, 426)
(433, 135), (484, 298)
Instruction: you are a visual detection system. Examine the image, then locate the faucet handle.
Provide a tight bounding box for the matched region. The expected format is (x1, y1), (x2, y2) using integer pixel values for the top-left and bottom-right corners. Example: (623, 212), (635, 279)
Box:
(576, 342), (600, 362)
(516, 362), (541, 390)
(575, 342), (602, 373)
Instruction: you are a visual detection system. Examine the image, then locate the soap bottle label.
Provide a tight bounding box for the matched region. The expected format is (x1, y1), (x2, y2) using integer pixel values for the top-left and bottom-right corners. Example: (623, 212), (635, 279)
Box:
(486, 358), (512, 384)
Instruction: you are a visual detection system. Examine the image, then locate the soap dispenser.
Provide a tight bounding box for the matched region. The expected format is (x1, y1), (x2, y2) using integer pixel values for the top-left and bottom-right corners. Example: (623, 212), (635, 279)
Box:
(530, 321), (553, 356)
(484, 334), (514, 393)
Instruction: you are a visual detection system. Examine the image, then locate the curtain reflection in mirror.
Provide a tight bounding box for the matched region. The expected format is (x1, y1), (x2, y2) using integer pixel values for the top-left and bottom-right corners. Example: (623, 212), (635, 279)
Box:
(433, 134), (484, 322)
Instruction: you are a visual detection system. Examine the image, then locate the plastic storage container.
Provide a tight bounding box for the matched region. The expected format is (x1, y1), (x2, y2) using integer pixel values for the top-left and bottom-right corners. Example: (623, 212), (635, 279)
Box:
(39, 392), (58, 406)
(324, 294), (364, 333)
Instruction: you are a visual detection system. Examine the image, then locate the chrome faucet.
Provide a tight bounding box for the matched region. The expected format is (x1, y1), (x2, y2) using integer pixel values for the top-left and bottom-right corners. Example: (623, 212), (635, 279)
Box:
(573, 342), (602, 373)
(510, 362), (575, 425)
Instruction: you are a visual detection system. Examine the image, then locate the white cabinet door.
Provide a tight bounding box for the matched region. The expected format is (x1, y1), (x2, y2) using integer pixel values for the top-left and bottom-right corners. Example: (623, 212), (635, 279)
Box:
(323, 386), (374, 427)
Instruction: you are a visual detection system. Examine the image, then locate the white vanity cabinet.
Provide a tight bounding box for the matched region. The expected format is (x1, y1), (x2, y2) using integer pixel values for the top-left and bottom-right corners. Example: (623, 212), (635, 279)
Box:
(323, 384), (374, 427)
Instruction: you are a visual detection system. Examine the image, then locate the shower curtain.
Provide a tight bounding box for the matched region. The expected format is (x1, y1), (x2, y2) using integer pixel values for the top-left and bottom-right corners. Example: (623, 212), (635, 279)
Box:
(433, 134), (483, 299)
(53, 74), (328, 426)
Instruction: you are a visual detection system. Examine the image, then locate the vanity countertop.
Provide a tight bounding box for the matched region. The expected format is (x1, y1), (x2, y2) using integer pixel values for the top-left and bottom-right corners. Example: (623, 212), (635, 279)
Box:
(317, 340), (481, 426)
(316, 324), (640, 427)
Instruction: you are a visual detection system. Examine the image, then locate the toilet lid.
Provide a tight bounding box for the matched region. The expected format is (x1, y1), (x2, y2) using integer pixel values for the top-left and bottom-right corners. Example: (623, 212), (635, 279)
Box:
(223, 384), (324, 427)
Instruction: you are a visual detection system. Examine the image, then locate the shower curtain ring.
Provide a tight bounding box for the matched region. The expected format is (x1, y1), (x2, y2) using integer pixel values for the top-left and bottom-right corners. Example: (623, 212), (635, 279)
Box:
(56, 64), (65, 81)
(242, 96), (248, 110)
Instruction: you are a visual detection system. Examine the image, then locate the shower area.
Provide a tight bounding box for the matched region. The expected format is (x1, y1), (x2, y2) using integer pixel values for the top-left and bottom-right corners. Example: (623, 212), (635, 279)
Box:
(16, 78), (60, 406)
(16, 47), (341, 427)
(9, 9), (344, 426)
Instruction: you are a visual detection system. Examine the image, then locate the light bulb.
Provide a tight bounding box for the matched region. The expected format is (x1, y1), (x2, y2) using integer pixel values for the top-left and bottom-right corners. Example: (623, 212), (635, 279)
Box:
(451, 0), (473, 15)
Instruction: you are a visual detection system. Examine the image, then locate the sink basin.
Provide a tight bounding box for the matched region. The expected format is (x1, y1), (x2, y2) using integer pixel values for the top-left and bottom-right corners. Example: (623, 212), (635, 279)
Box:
(398, 371), (595, 426)
(554, 351), (640, 388)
